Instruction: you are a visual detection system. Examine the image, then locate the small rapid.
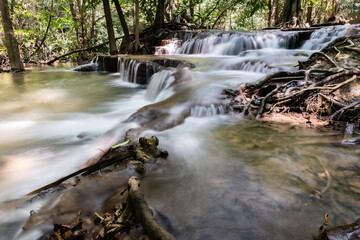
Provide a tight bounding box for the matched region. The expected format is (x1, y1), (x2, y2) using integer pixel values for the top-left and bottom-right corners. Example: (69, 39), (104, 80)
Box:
(1, 25), (360, 240)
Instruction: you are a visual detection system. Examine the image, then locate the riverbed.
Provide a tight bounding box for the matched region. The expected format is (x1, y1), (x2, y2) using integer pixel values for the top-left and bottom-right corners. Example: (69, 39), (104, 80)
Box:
(0, 25), (360, 240)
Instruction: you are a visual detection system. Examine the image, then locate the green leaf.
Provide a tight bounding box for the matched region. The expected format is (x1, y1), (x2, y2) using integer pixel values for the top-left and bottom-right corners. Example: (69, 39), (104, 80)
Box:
(111, 140), (130, 149)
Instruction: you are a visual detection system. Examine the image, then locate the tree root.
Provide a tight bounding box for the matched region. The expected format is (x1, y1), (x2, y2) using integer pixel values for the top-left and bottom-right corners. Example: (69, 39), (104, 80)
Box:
(228, 36), (360, 126)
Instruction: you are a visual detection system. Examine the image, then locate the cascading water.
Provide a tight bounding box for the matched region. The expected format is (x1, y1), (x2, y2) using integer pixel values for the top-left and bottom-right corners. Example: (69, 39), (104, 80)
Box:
(175, 31), (299, 55)
(190, 104), (226, 117)
(229, 61), (279, 74)
(1, 25), (360, 240)
(146, 70), (175, 101)
(301, 24), (359, 50)
(117, 57), (141, 83)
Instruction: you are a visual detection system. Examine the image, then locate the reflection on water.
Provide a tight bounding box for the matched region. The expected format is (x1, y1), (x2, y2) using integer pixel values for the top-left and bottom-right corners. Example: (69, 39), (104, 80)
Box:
(140, 117), (360, 240)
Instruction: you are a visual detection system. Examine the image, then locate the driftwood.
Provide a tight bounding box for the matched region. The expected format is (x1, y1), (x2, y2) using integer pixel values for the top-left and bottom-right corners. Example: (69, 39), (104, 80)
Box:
(315, 215), (360, 240)
(26, 136), (167, 196)
(95, 176), (175, 240)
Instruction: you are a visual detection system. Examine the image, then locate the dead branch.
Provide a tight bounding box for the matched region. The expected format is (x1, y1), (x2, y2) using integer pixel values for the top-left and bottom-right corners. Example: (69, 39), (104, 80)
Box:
(46, 35), (124, 64)
(329, 100), (360, 122)
(127, 176), (175, 240)
(26, 150), (135, 196)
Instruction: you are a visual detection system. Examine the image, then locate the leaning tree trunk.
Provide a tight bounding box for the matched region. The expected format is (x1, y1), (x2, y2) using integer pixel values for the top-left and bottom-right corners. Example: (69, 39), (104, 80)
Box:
(0, 0), (25, 71)
(113, 0), (131, 53)
(153, 0), (165, 33)
(276, 0), (302, 27)
(103, 0), (117, 55)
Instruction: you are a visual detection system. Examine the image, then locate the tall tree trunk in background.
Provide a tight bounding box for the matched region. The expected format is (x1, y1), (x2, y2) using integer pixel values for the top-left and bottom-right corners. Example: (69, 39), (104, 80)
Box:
(113, 0), (130, 43)
(134, 0), (140, 51)
(276, 0), (302, 27)
(103, 0), (117, 54)
(189, 0), (194, 21)
(0, 0), (25, 71)
(10, 0), (15, 15)
(76, 0), (87, 47)
(153, 0), (165, 32)
(314, 0), (324, 24)
(268, 0), (272, 27)
(331, 0), (339, 18)
(272, 0), (279, 25)
(69, 0), (82, 48)
(306, 1), (313, 25)
(323, 0), (331, 22)
(90, 5), (96, 44)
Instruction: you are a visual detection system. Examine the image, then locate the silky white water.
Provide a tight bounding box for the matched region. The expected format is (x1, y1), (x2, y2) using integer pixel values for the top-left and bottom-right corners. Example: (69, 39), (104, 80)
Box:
(1, 25), (360, 240)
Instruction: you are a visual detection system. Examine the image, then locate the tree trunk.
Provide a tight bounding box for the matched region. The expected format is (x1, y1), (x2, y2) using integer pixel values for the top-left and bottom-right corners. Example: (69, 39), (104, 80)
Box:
(134, 0), (140, 51)
(268, 0), (272, 27)
(153, 0), (165, 33)
(314, 0), (324, 24)
(90, 5), (96, 45)
(331, 0), (339, 19)
(272, 0), (279, 25)
(276, 0), (302, 27)
(103, 0), (117, 55)
(189, 0), (194, 21)
(306, 1), (313, 25)
(323, 0), (331, 22)
(10, 0), (14, 15)
(0, 0), (25, 71)
(113, 0), (130, 52)
(69, 0), (82, 48)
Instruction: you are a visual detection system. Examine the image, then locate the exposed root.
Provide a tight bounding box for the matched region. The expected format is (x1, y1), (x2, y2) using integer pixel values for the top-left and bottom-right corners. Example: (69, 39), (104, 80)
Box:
(227, 35), (360, 126)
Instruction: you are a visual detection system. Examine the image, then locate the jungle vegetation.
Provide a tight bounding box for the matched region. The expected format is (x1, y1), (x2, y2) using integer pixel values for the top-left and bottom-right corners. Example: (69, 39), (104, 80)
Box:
(0, 0), (359, 71)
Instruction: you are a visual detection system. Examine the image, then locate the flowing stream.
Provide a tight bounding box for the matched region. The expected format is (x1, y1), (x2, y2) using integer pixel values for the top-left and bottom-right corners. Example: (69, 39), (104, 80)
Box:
(1, 25), (360, 240)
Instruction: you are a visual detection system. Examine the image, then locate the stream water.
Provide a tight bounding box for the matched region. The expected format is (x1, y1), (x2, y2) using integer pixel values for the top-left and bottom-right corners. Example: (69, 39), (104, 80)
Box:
(1, 25), (360, 240)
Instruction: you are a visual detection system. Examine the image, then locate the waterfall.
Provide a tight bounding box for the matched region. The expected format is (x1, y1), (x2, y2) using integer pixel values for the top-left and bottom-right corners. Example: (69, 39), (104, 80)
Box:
(301, 25), (359, 50)
(117, 58), (141, 83)
(190, 104), (226, 117)
(155, 39), (182, 55)
(174, 31), (299, 55)
(229, 61), (279, 74)
(146, 70), (175, 101)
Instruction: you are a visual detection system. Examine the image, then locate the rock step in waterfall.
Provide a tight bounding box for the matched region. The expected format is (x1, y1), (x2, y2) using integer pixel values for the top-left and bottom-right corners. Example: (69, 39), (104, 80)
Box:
(155, 24), (360, 55)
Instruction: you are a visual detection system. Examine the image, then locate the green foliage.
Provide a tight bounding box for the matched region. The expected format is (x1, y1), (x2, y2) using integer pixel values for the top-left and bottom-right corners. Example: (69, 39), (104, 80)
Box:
(0, 0), (357, 63)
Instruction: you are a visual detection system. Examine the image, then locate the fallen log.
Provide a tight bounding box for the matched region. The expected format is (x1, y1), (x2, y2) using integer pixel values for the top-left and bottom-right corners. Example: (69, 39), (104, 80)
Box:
(26, 136), (167, 196)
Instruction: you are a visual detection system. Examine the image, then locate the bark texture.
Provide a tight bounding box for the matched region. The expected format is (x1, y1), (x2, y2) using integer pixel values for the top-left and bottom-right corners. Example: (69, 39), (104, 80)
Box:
(103, 0), (117, 55)
(277, 0), (302, 27)
(0, 0), (25, 71)
(153, 0), (166, 32)
(113, 0), (131, 53)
